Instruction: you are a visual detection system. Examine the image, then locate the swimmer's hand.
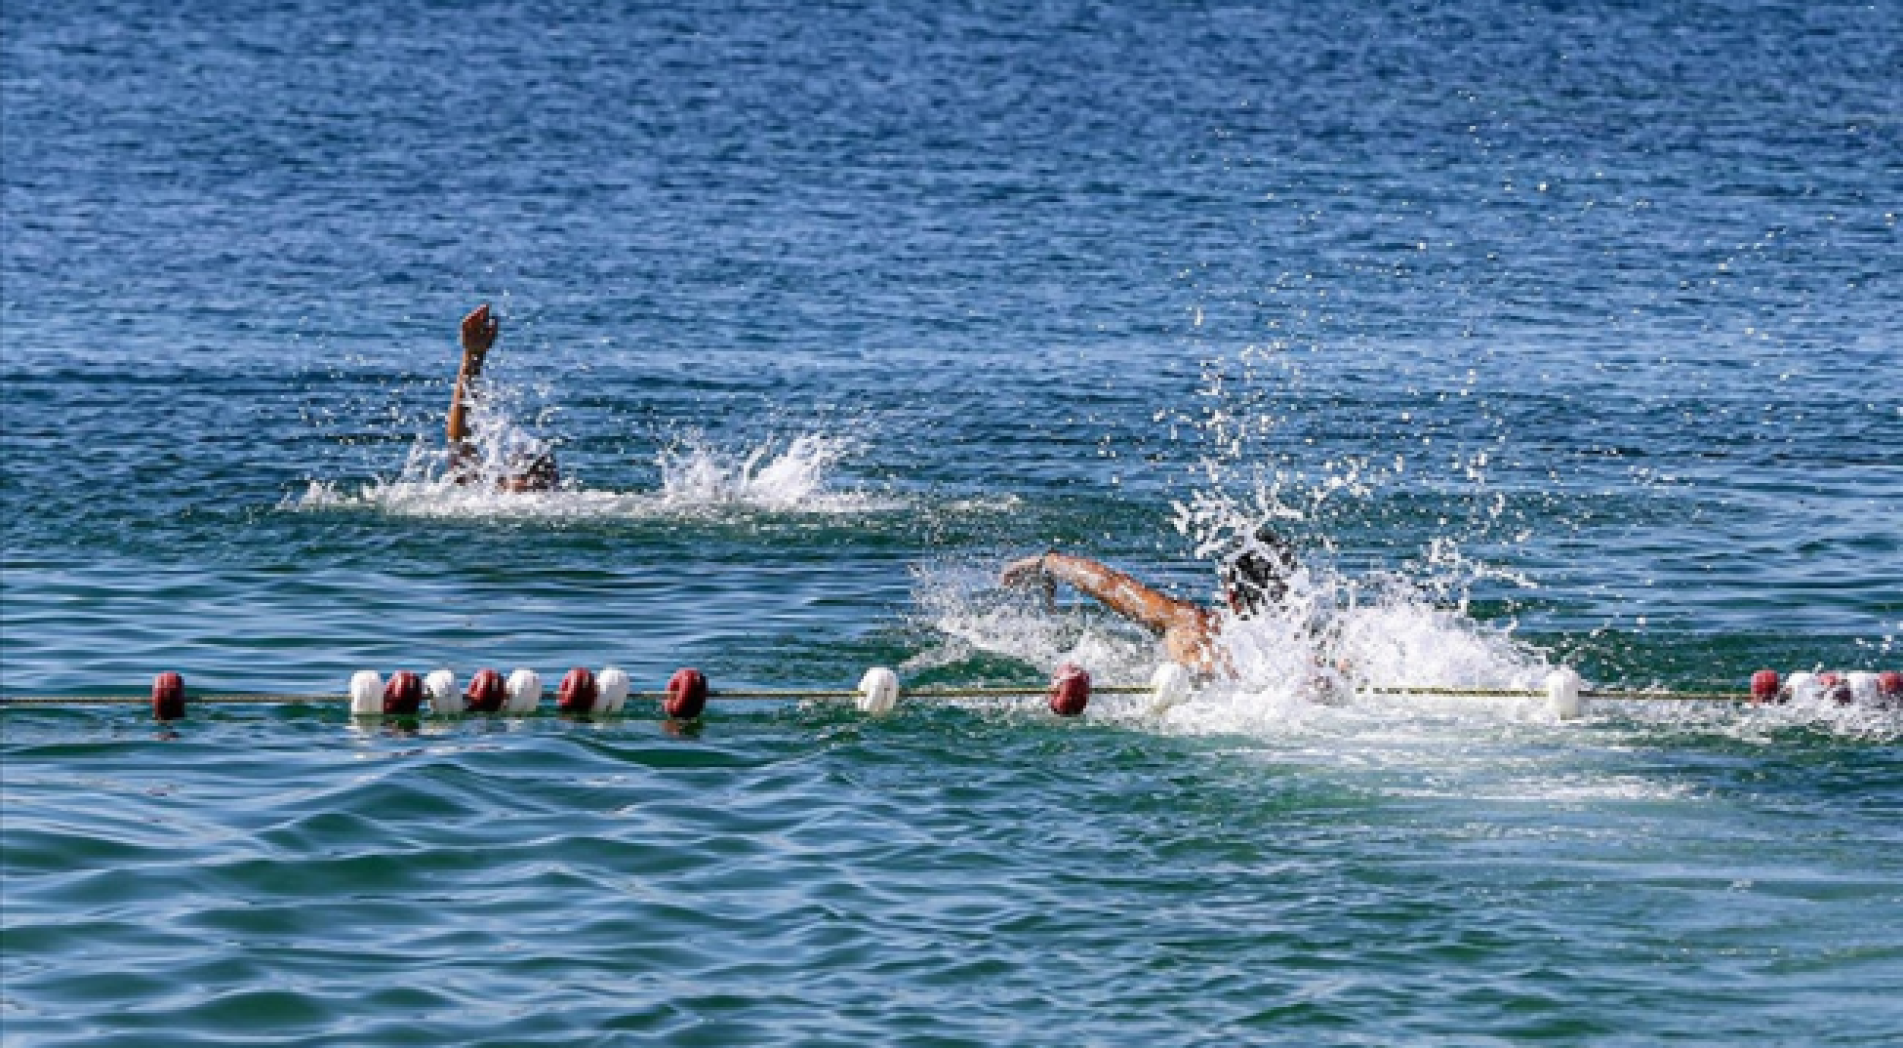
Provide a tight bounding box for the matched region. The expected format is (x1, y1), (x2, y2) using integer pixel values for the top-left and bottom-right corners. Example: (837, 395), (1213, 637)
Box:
(1000, 555), (1048, 587)
(1001, 554), (1059, 612)
(460, 303), (499, 358)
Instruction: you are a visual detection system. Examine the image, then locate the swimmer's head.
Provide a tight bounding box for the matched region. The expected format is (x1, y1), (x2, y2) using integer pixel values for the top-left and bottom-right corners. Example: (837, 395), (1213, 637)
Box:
(1219, 526), (1295, 616)
(501, 450), (560, 493)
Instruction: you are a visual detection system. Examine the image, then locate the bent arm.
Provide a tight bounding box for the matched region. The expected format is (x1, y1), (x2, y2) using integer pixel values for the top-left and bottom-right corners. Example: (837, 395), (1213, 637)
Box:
(1002, 552), (1200, 637)
(446, 304), (499, 461)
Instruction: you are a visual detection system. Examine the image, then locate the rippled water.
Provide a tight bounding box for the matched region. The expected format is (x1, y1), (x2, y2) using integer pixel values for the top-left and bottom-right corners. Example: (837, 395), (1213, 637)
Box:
(4, 0), (1899, 1043)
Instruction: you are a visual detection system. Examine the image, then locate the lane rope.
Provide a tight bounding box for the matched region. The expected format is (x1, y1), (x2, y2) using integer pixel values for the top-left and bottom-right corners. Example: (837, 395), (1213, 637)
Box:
(2, 667), (1895, 720)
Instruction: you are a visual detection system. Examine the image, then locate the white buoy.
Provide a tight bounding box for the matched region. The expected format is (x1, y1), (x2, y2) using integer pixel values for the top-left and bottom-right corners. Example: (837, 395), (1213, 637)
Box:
(1785, 671), (1818, 704)
(425, 669), (462, 715)
(857, 667), (901, 715)
(1847, 672), (1878, 705)
(1148, 663), (1193, 714)
(348, 670), (384, 717)
(1546, 668), (1583, 720)
(597, 667), (631, 715)
(505, 668), (542, 715)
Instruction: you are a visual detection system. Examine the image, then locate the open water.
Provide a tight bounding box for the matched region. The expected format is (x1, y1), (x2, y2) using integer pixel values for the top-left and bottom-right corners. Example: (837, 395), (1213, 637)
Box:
(3, 1), (1900, 1044)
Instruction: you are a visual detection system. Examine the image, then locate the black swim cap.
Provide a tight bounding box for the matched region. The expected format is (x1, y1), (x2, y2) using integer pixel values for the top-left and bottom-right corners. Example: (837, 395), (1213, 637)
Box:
(1219, 526), (1295, 615)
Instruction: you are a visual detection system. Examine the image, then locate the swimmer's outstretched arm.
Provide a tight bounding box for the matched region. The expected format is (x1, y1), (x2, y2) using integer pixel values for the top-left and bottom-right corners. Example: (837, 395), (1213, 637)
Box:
(1004, 552), (1225, 674)
(446, 303), (499, 465)
(1001, 552), (1200, 636)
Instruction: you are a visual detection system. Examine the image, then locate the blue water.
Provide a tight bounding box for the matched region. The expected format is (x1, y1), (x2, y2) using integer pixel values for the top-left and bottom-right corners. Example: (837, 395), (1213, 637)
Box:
(4, 1), (1900, 1043)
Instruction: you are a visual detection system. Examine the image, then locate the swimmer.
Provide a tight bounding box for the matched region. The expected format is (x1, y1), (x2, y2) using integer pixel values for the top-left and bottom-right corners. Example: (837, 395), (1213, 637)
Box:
(447, 303), (559, 492)
(1000, 529), (1295, 675)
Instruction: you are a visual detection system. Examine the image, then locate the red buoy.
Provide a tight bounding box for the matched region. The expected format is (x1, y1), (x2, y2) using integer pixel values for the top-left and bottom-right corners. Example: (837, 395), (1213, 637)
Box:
(558, 667), (599, 713)
(383, 671), (424, 715)
(1879, 671), (1903, 702)
(1048, 663), (1090, 717)
(1749, 669), (1780, 704)
(664, 667), (708, 720)
(465, 668), (508, 713)
(1819, 671), (1851, 705)
(152, 672), (187, 721)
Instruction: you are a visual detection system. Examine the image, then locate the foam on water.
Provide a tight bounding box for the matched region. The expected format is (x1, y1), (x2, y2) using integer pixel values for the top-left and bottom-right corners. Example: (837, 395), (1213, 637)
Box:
(916, 339), (1560, 738)
(915, 550), (1546, 711)
(907, 562), (1163, 681)
(917, 547), (1901, 754)
(654, 431), (874, 513)
(908, 558), (1720, 807)
(1583, 693), (1903, 745)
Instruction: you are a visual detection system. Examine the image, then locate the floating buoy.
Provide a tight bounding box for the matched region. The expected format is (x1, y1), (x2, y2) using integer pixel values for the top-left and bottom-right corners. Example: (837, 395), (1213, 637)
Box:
(383, 671), (424, 716)
(465, 668), (507, 713)
(1148, 663), (1192, 714)
(1048, 663), (1090, 717)
(1546, 668), (1584, 720)
(506, 668), (542, 715)
(348, 670), (383, 716)
(1750, 669), (1780, 704)
(597, 667), (630, 715)
(558, 667), (598, 714)
(857, 667), (900, 715)
(152, 671), (187, 721)
(664, 667), (708, 720)
(424, 669), (462, 715)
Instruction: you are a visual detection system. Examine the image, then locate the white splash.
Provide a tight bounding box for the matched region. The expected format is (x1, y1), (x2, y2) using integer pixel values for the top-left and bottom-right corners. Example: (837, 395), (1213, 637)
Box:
(290, 409), (892, 520)
(655, 432), (874, 513)
(911, 545), (1551, 737)
(908, 550), (1903, 807)
(906, 562), (1162, 683)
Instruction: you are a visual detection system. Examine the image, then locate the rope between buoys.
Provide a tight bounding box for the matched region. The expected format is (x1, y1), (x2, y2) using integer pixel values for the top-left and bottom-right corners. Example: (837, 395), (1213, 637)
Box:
(1363, 685), (1747, 702)
(0, 684), (1755, 707)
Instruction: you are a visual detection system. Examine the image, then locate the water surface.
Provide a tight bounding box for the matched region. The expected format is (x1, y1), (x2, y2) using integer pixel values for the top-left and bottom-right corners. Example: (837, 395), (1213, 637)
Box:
(4, 0), (1899, 1043)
